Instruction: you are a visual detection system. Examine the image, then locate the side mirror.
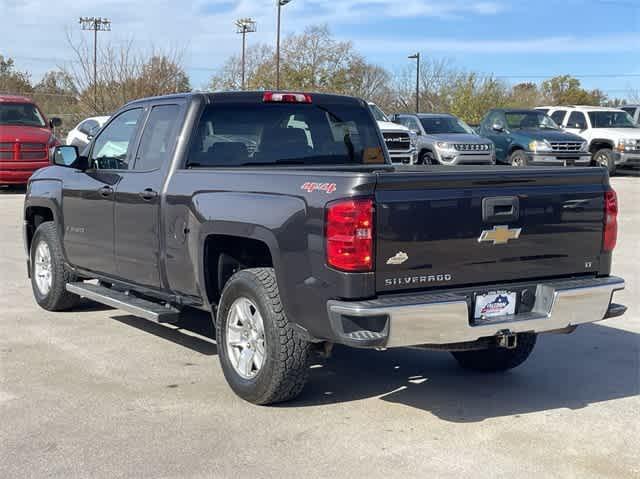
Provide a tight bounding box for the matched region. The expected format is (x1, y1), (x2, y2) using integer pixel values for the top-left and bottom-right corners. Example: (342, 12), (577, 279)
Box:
(50, 117), (62, 128)
(492, 123), (505, 132)
(51, 145), (87, 170)
(413, 129), (422, 136)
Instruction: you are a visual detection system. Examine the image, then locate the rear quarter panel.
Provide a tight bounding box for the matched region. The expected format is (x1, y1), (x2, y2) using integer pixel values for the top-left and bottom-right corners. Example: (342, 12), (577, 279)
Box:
(163, 168), (378, 340)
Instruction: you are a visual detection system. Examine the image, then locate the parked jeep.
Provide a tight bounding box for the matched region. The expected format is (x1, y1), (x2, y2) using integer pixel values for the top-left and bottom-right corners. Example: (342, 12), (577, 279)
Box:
(546, 106), (640, 174)
(393, 113), (495, 165)
(479, 109), (591, 167)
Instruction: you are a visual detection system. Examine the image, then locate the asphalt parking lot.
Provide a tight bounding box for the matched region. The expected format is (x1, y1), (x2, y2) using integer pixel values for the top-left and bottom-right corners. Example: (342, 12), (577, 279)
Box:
(1, 173), (638, 479)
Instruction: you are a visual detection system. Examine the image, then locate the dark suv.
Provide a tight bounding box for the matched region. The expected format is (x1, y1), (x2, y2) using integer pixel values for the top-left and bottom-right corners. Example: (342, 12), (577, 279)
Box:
(479, 109), (591, 167)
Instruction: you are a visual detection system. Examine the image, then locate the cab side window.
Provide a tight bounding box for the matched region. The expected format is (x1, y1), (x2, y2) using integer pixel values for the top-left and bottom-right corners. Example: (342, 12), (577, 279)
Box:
(90, 108), (143, 170)
(405, 117), (421, 133)
(567, 112), (587, 130)
(134, 104), (181, 171)
(485, 112), (504, 131)
(550, 110), (567, 126)
(79, 119), (98, 134)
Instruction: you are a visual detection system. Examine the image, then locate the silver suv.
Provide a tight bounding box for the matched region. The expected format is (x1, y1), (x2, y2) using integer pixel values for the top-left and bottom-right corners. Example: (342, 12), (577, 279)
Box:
(393, 113), (495, 165)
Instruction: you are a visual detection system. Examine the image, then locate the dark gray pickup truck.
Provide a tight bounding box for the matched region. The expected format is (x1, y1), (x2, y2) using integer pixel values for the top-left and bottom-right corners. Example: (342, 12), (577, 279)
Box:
(24, 91), (626, 405)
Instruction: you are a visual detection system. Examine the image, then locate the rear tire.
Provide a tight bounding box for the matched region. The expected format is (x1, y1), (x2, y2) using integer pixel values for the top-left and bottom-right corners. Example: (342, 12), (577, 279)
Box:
(216, 268), (310, 405)
(451, 333), (537, 372)
(30, 222), (81, 311)
(510, 150), (528, 167)
(593, 148), (616, 176)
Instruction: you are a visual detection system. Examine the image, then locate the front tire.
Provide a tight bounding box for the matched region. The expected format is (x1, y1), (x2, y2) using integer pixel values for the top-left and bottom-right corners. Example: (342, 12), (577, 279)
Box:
(593, 148), (616, 176)
(510, 150), (528, 167)
(451, 333), (537, 372)
(420, 151), (436, 165)
(216, 268), (310, 405)
(30, 222), (81, 311)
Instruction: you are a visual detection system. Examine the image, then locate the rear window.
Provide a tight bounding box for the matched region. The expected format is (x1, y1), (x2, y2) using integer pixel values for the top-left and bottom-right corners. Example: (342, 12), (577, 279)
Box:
(187, 101), (385, 167)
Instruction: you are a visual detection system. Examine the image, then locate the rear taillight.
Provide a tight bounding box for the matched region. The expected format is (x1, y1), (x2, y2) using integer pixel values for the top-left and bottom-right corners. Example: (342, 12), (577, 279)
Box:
(603, 189), (618, 252)
(263, 91), (312, 103)
(326, 198), (374, 272)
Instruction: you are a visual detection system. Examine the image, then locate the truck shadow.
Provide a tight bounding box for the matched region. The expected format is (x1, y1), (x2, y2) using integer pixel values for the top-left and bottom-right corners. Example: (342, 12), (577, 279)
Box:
(111, 307), (217, 356)
(0, 185), (26, 195)
(616, 168), (640, 178)
(289, 323), (639, 423)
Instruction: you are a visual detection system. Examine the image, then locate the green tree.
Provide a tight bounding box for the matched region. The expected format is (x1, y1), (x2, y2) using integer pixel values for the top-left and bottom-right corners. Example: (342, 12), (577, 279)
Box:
(208, 25), (392, 100)
(33, 70), (79, 122)
(541, 75), (606, 106)
(448, 73), (511, 124)
(0, 55), (32, 94)
(510, 82), (540, 108)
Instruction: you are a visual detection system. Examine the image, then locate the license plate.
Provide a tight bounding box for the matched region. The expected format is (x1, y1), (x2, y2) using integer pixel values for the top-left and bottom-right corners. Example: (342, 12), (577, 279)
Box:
(474, 291), (517, 319)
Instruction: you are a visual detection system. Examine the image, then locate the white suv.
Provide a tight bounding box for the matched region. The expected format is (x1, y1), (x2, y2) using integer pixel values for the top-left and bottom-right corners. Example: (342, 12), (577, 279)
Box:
(544, 106), (640, 174)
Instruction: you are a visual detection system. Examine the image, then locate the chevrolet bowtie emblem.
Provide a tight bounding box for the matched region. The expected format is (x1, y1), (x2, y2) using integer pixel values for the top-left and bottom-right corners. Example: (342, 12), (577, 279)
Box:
(478, 225), (522, 245)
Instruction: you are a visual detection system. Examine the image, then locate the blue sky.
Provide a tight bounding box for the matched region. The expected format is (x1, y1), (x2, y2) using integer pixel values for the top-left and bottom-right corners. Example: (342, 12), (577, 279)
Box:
(1, 0), (639, 98)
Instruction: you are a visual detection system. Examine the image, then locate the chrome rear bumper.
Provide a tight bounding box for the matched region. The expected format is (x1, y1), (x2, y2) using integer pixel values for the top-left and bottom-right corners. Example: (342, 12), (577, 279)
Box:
(327, 276), (625, 348)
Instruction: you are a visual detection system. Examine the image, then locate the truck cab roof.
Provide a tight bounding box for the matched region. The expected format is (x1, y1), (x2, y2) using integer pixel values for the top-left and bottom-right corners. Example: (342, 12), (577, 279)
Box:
(124, 91), (367, 109)
(0, 94), (36, 104)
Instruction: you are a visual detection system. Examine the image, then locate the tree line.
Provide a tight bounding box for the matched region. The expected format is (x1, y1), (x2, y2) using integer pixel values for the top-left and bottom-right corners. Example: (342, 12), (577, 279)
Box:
(1, 24), (633, 131)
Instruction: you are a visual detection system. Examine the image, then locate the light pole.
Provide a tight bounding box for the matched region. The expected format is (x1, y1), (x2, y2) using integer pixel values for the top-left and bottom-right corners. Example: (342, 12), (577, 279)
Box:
(235, 18), (257, 90)
(276, 0), (293, 90)
(79, 17), (111, 113)
(408, 52), (420, 113)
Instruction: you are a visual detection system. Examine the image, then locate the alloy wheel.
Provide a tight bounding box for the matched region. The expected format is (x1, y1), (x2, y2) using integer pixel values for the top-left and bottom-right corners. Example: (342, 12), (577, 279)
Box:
(225, 297), (266, 379)
(34, 241), (53, 296)
(595, 152), (608, 168)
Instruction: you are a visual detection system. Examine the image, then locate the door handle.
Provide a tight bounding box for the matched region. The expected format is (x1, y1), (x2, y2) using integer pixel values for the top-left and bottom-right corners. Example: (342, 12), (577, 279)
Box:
(482, 196), (520, 223)
(99, 186), (113, 197)
(139, 188), (158, 200)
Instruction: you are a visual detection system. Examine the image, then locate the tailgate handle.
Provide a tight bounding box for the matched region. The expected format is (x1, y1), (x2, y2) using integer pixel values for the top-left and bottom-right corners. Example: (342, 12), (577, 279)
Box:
(482, 196), (519, 223)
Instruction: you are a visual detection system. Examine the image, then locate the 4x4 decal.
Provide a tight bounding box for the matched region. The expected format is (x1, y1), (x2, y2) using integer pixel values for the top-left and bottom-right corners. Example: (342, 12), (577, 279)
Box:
(301, 182), (337, 194)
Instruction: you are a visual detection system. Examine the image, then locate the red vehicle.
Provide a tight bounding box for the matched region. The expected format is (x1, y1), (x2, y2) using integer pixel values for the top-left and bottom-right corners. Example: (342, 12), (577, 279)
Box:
(0, 95), (62, 185)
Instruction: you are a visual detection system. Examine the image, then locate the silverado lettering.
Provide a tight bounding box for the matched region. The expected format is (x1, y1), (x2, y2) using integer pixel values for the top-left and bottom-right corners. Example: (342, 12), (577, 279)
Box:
(385, 275), (453, 286)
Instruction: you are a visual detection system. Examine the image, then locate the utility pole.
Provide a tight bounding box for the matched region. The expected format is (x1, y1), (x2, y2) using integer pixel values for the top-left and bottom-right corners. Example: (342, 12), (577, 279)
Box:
(408, 52), (420, 113)
(276, 0), (292, 90)
(79, 17), (111, 112)
(235, 18), (257, 90)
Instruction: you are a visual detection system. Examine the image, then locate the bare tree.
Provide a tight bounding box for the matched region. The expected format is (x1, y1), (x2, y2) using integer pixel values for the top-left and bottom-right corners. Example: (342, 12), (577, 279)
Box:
(344, 58), (394, 110)
(64, 32), (191, 116)
(393, 58), (460, 113)
(209, 44), (275, 91)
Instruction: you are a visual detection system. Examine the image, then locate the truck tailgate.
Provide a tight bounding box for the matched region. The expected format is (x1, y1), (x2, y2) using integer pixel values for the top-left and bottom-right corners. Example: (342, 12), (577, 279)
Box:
(375, 167), (608, 293)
